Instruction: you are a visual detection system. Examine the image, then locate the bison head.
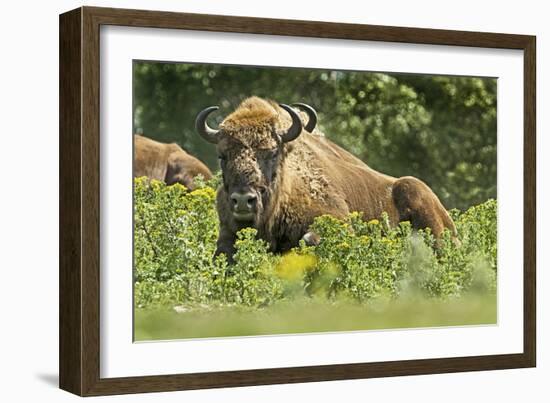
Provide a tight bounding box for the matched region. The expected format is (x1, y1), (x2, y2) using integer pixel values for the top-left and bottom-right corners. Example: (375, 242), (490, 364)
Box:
(195, 97), (316, 227)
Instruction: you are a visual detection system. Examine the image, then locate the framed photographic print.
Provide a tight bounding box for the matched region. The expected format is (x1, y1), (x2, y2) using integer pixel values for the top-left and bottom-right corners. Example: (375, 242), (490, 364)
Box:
(59, 6), (536, 396)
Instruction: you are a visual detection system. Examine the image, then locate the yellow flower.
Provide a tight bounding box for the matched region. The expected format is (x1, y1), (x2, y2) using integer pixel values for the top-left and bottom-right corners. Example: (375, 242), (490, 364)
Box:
(190, 187), (216, 201)
(171, 183), (187, 192)
(150, 179), (163, 192)
(276, 252), (317, 281)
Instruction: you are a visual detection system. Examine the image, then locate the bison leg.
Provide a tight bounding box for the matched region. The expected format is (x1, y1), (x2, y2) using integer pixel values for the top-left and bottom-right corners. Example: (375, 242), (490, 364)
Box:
(214, 227), (237, 264)
(301, 231), (321, 246)
(392, 176), (457, 243)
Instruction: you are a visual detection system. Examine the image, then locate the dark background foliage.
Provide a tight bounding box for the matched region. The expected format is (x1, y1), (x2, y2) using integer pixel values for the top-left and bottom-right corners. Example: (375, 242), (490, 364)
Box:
(133, 61), (496, 210)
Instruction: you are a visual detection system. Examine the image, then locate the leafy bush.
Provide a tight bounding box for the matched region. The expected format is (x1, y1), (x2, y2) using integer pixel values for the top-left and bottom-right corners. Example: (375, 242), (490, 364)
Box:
(134, 177), (497, 310)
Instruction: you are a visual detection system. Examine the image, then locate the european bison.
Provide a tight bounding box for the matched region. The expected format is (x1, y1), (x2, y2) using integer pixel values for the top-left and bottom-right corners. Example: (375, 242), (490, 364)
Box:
(195, 97), (456, 259)
(134, 134), (212, 190)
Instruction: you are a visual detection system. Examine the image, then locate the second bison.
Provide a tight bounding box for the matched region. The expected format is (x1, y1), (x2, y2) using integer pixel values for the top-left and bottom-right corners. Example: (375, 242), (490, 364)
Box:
(134, 134), (212, 190)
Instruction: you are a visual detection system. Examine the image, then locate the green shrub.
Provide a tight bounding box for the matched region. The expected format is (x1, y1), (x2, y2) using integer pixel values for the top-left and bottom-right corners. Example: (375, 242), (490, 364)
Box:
(134, 177), (497, 310)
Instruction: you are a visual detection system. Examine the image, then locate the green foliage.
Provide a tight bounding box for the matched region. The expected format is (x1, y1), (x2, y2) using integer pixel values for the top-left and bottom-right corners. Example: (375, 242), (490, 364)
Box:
(134, 178), (497, 310)
(133, 63), (496, 210)
(133, 177), (220, 307)
(222, 228), (284, 307)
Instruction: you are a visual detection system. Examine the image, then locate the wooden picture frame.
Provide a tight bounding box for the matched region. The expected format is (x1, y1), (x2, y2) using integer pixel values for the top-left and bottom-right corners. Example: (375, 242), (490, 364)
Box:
(59, 6), (536, 396)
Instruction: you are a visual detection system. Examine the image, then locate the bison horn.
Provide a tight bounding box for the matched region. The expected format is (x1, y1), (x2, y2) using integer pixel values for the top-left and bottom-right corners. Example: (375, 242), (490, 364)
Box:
(278, 104), (303, 143)
(195, 106), (220, 144)
(291, 103), (317, 132)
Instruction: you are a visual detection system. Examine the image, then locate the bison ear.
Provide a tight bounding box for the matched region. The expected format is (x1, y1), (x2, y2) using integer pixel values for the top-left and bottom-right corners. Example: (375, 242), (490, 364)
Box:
(195, 106), (220, 144)
(278, 104), (303, 143)
(291, 103), (317, 132)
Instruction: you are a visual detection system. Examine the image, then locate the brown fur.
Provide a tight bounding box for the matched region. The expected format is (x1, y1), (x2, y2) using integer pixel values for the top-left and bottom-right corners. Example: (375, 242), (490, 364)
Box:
(211, 97), (457, 258)
(134, 134), (212, 190)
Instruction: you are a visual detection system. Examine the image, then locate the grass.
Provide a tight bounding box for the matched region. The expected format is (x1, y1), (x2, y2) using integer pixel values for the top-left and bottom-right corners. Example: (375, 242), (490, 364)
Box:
(134, 294), (496, 341)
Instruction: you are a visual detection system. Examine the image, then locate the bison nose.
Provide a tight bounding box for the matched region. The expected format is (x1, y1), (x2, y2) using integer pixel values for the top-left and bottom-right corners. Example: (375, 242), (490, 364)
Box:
(230, 191), (257, 211)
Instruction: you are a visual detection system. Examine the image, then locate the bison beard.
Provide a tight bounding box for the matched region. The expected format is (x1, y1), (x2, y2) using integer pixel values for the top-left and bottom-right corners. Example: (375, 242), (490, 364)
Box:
(196, 97), (457, 262)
